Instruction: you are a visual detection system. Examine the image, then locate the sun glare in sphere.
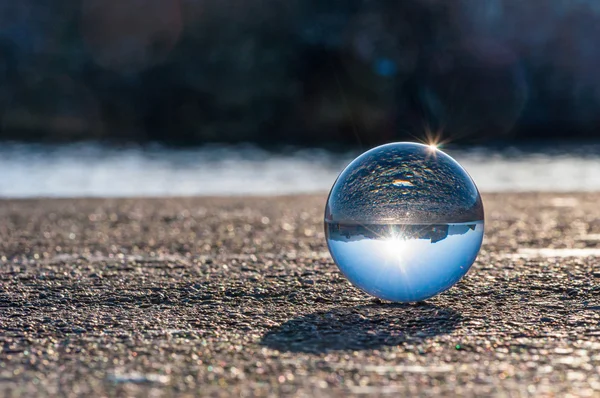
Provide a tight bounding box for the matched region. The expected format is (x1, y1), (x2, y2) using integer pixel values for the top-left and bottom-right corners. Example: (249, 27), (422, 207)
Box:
(382, 232), (410, 262)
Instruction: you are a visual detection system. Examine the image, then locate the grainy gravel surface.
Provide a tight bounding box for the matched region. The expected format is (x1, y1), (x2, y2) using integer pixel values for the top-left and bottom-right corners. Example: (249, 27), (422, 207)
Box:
(0, 193), (600, 397)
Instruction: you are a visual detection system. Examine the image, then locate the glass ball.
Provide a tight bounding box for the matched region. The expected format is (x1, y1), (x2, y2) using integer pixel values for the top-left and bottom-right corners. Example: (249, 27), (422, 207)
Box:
(325, 142), (484, 302)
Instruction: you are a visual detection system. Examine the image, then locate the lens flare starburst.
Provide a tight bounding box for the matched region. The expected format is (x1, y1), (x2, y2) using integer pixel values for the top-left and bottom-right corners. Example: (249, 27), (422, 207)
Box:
(382, 230), (410, 263)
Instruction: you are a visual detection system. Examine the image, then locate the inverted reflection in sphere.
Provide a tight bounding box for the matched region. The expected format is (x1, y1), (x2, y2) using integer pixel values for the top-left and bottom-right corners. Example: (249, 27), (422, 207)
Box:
(325, 142), (484, 302)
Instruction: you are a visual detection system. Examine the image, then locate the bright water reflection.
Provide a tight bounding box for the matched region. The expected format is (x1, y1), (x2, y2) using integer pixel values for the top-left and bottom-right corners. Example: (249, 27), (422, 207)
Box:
(1, 143), (600, 197)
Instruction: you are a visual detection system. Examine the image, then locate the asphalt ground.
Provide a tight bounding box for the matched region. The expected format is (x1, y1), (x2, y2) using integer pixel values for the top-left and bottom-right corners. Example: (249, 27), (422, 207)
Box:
(0, 193), (599, 396)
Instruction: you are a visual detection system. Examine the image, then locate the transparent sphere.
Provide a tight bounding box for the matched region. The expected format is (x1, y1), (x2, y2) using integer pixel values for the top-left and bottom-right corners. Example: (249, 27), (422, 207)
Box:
(325, 142), (484, 302)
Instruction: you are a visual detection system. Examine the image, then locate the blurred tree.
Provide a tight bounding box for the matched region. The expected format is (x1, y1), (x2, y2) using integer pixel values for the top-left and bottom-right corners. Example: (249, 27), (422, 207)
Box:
(0, 0), (599, 146)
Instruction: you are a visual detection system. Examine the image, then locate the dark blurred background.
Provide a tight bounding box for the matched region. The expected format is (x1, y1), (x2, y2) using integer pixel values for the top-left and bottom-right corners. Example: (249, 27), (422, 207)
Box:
(0, 0), (598, 148)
